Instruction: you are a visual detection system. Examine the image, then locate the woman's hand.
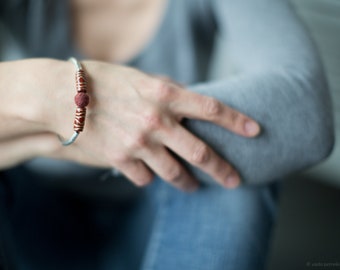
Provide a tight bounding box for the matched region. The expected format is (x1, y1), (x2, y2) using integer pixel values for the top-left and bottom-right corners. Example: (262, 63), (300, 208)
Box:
(45, 60), (260, 191)
(0, 59), (260, 191)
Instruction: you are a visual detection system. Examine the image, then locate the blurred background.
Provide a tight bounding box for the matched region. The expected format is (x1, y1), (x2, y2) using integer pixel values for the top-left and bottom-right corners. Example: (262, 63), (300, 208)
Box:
(211, 0), (340, 269)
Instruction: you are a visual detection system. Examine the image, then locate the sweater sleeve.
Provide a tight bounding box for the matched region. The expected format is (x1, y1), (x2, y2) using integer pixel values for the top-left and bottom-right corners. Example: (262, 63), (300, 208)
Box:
(181, 0), (334, 185)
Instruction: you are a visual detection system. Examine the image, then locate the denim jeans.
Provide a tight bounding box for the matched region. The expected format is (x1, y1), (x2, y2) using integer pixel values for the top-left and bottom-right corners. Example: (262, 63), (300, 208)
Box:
(0, 166), (279, 270)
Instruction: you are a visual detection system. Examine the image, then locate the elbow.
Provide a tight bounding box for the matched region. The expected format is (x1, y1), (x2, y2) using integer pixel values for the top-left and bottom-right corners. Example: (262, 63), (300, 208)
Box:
(294, 65), (335, 166)
(311, 110), (335, 164)
(271, 57), (335, 170)
(313, 118), (335, 164)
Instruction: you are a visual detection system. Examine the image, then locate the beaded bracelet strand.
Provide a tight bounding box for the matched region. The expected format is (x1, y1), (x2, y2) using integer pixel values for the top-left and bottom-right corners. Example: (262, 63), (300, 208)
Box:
(58, 57), (90, 146)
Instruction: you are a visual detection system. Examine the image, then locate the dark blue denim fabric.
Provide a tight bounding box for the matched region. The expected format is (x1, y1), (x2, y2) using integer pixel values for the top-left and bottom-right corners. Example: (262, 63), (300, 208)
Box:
(0, 167), (279, 270)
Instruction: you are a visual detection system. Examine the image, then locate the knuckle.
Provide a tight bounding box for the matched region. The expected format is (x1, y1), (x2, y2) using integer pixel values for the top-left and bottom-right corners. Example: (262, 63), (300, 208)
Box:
(126, 133), (147, 150)
(164, 166), (182, 183)
(203, 98), (221, 118)
(142, 109), (163, 130)
(191, 143), (210, 164)
(154, 81), (174, 102)
(109, 154), (130, 165)
(229, 110), (239, 125)
(219, 163), (233, 179)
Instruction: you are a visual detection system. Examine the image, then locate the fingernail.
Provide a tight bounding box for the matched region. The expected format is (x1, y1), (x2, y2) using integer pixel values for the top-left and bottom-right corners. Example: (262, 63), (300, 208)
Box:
(224, 173), (240, 189)
(244, 121), (260, 136)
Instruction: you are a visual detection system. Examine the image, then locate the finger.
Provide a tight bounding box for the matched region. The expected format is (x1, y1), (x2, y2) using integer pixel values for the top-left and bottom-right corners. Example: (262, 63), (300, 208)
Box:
(170, 90), (260, 137)
(162, 125), (241, 188)
(140, 146), (199, 192)
(115, 159), (154, 187)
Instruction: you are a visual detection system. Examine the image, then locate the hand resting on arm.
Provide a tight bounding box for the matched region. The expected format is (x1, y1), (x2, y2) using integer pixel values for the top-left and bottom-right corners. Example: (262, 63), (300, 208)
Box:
(0, 59), (260, 191)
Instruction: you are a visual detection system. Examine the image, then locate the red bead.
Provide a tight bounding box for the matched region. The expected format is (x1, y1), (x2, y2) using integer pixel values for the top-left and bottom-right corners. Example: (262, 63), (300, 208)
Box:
(74, 92), (90, 108)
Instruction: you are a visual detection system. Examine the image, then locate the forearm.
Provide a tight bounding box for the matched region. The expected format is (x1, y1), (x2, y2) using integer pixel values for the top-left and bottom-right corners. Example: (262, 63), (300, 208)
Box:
(0, 59), (68, 139)
(0, 59), (71, 169)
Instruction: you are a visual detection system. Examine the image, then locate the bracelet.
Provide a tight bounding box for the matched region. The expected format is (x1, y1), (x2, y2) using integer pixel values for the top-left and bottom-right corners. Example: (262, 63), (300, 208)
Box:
(58, 57), (90, 146)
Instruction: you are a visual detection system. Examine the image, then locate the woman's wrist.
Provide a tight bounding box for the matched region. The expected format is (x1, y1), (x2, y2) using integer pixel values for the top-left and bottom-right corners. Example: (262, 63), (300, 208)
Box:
(42, 58), (78, 139)
(0, 58), (74, 140)
(0, 60), (46, 139)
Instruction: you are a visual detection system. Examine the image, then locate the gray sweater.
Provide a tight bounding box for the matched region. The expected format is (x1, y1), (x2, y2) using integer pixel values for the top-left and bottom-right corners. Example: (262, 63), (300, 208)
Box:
(0, 0), (334, 186)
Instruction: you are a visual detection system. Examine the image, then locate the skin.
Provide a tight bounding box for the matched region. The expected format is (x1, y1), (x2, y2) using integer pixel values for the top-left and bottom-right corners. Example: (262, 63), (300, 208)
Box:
(70, 0), (168, 63)
(0, 0), (261, 192)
